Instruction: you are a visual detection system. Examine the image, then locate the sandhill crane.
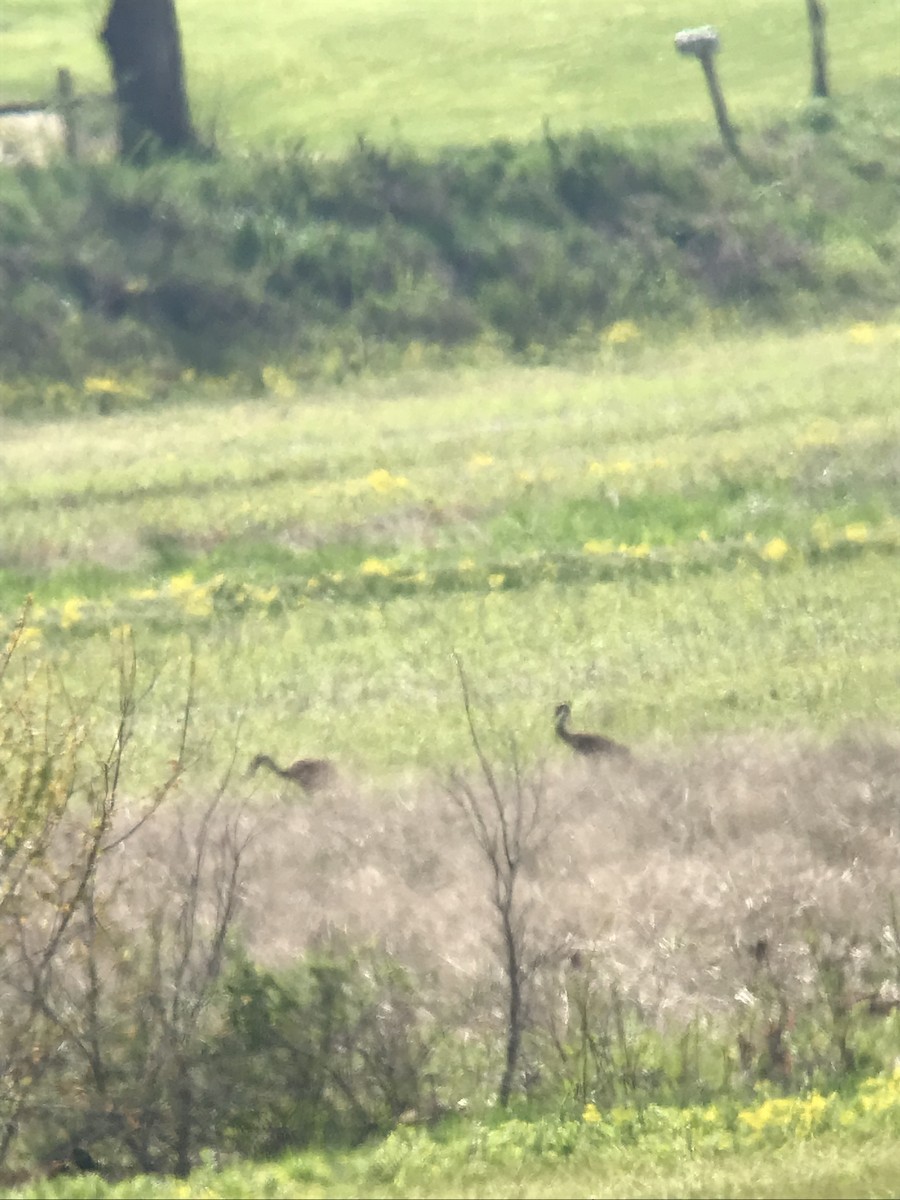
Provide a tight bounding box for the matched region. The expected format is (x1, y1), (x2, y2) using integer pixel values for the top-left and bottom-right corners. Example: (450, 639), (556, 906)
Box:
(246, 753), (334, 793)
(553, 702), (630, 758)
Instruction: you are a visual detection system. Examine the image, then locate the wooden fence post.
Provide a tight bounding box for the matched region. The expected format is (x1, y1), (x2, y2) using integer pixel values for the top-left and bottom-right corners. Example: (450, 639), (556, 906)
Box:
(55, 67), (78, 159)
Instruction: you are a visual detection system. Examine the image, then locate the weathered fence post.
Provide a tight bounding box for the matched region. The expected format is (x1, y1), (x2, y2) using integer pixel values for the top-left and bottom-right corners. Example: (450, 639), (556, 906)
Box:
(675, 26), (742, 162)
(805, 0), (830, 99)
(55, 67), (78, 158)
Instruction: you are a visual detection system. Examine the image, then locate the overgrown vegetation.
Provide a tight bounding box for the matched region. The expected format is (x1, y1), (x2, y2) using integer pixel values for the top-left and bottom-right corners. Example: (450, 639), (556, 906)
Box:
(1, 82), (899, 403)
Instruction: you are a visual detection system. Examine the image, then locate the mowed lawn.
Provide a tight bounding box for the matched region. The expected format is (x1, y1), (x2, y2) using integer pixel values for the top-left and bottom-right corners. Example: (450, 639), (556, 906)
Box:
(2, 0), (899, 149)
(1, 320), (898, 783)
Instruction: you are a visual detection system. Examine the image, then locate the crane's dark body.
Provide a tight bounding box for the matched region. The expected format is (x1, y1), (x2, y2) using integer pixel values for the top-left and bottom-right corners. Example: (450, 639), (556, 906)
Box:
(247, 753), (333, 792)
(554, 703), (630, 758)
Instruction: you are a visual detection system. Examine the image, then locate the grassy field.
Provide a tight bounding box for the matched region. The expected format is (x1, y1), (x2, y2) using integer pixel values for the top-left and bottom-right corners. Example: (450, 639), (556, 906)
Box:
(12, 1079), (900, 1197)
(3, 0), (900, 149)
(3, 5), (900, 1192)
(2, 319), (898, 781)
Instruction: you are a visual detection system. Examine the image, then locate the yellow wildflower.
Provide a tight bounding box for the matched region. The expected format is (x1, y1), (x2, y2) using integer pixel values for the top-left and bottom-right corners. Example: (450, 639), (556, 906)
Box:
(760, 537), (789, 563)
(488, 573), (505, 589)
(177, 586), (214, 619)
(60, 597), (86, 629)
(603, 319), (640, 345)
(168, 571), (196, 596)
(848, 322), (877, 345)
(360, 558), (393, 577)
(84, 376), (120, 394)
(469, 452), (494, 469)
(698, 529), (710, 542)
(584, 539), (614, 555)
(844, 522), (868, 543)
(458, 558), (476, 571)
(368, 468), (409, 494)
(582, 1102), (601, 1124)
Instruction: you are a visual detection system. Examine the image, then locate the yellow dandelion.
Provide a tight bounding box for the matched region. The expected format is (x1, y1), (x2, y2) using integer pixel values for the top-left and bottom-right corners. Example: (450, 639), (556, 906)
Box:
(848, 322), (877, 345)
(698, 529), (710, 542)
(582, 1102), (602, 1124)
(761, 537), (790, 562)
(177, 588), (214, 619)
(611, 460), (635, 475)
(844, 522), (869, 543)
(517, 469), (535, 484)
(84, 376), (120, 394)
(360, 558), (393, 577)
(368, 467), (409, 494)
(603, 319), (640, 346)
(584, 539), (614, 555)
(588, 461), (605, 477)
(627, 542), (651, 558)
(306, 578), (320, 591)
(168, 571), (196, 596)
(469, 452), (494, 469)
(458, 558), (476, 571)
(410, 570), (428, 584)
(129, 587), (158, 601)
(60, 597), (86, 629)
(488, 573), (506, 589)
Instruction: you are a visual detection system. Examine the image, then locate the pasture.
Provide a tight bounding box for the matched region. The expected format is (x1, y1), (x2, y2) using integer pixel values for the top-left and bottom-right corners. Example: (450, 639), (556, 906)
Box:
(3, 0), (900, 150)
(2, 320), (898, 783)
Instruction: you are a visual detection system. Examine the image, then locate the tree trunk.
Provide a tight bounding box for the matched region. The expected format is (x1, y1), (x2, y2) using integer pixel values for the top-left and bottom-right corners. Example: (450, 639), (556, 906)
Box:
(101, 0), (198, 161)
(805, 0), (830, 100)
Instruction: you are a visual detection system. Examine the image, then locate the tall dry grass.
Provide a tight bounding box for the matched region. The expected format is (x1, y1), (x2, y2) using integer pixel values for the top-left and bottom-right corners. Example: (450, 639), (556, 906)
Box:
(111, 728), (900, 1025)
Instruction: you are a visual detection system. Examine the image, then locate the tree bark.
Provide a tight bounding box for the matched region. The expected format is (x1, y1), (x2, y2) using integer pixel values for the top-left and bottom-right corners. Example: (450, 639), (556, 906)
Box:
(101, 0), (198, 161)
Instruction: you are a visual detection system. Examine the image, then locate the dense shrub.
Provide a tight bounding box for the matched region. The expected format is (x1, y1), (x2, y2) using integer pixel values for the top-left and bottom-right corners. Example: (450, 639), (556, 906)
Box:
(1, 87), (898, 397)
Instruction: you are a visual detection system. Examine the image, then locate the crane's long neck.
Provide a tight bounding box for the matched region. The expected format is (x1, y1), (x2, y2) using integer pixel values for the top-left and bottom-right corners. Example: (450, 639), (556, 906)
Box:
(254, 754), (284, 777)
(555, 710), (574, 745)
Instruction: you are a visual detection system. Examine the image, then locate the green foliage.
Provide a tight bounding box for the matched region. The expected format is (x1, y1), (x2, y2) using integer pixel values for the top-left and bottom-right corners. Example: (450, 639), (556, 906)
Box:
(1, 85), (899, 398)
(206, 946), (435, 1156)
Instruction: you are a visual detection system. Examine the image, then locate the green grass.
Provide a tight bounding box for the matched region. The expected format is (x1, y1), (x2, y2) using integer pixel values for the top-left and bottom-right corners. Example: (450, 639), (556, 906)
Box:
(2, 320), (898, 781)
(13, 1071), (900, 1197)
(3, 0), (900, 150)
